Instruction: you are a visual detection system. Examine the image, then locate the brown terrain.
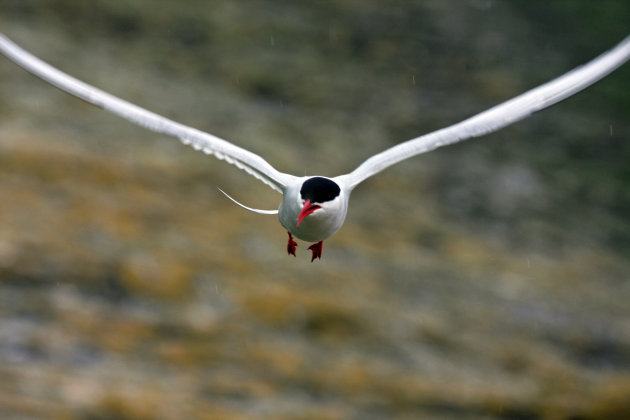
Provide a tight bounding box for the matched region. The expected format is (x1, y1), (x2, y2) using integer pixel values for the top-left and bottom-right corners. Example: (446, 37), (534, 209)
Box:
(1, 2), (629, 419)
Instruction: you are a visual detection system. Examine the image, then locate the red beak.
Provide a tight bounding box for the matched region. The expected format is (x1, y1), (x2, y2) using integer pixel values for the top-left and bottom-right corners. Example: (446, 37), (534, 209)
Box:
(297, 200), (321, 226)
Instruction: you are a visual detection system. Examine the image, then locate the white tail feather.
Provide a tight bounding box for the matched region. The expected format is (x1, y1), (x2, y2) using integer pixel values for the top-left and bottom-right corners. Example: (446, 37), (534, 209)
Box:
(217, 188), (278, 215)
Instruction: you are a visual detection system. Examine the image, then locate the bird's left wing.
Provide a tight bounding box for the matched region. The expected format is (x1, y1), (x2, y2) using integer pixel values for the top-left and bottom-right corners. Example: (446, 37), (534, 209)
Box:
(335, 35), (630, 190)
(0, 33), (296, 193)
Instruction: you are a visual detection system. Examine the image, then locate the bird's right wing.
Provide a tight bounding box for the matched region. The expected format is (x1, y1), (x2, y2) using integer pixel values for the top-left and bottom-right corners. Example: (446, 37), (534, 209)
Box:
(335, 35), (630, 190)
(0, 33), (296, 193)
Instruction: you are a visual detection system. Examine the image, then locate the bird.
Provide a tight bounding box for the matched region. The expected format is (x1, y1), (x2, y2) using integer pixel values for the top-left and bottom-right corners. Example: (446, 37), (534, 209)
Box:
(1, 33), (629, 262)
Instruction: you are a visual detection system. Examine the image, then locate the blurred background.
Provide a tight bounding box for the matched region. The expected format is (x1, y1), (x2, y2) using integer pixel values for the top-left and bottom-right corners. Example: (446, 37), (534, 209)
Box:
(1, 1), (629, 419)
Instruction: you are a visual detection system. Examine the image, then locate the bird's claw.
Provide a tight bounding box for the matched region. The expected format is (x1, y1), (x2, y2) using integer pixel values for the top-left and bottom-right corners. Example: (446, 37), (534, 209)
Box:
(287, 232), (298, 257)
(308, 241), (323, 262)
(287, 233), (323, 261)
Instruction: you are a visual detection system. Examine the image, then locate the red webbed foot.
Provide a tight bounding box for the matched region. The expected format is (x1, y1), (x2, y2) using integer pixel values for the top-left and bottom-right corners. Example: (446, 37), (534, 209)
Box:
(287, 232), (298, 257)
(308, 241), (323, 262)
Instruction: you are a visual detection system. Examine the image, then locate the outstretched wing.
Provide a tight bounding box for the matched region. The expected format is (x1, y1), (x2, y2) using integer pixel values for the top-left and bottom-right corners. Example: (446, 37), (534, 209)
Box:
(0, 33), (296, 193)
(335, 35), (630, 190)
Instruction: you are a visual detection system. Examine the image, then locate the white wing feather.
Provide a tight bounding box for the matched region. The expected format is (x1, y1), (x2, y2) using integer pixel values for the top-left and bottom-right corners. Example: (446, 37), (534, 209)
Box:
(336, 35), (630, 190)
(0, 33), (295, 193)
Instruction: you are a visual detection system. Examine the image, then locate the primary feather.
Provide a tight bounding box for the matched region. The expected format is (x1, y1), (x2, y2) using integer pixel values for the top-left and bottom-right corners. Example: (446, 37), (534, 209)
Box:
(0, 33), (296, 194)
(335, 35), (630, 190)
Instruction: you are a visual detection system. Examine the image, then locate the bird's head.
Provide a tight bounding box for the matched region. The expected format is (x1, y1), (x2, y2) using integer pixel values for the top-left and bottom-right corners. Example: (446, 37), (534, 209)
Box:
(278, 176), (348, 242)
(296, 176), (342, 226)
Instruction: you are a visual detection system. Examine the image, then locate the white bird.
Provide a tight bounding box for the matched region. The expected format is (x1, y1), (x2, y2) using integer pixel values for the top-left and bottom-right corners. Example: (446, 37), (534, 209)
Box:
(1, 33), (629, 261)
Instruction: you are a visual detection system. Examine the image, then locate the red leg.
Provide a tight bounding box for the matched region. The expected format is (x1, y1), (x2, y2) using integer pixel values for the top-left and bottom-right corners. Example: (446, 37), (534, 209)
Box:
(308, 241), (323, 262)
(287, 232), (298, 256)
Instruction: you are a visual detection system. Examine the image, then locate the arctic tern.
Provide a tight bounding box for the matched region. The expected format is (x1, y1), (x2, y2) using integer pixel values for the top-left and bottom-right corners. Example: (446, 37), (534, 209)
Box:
(1, 33), (629, 261)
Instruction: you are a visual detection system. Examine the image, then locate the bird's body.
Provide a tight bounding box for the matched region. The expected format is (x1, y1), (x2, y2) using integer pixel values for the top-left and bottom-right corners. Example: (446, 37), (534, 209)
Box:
(279, 177), (348, 242)
(1, 32), (629, 261)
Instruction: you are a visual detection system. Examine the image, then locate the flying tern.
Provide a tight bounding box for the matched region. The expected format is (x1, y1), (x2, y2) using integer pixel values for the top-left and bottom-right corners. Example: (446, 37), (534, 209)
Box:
(1, 33), (629, 261)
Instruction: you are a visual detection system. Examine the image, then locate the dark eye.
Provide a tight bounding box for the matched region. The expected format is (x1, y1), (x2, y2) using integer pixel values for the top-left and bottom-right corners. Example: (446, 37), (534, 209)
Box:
(300, 177), (340, 203)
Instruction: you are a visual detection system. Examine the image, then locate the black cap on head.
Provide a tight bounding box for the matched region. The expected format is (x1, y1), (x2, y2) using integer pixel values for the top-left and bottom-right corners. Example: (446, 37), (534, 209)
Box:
(300, 177), (340, 203)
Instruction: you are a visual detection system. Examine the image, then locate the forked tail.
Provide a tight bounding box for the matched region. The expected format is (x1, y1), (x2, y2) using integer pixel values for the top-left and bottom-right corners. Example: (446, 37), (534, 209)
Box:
(217, 188), (279, 215)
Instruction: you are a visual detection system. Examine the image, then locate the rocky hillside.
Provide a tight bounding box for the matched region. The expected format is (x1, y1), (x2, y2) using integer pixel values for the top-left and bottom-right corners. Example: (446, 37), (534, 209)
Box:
(1, 1), (629, 419)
